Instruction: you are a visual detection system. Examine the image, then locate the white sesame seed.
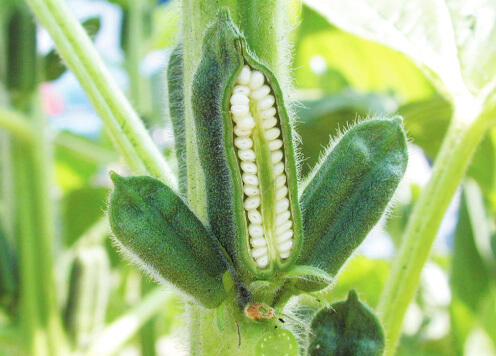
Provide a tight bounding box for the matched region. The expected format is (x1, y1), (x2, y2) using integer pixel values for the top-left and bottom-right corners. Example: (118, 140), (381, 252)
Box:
(244, 196), (261, 210)
(276, 198), (289, 213)
(249, 71), (264, 90)
(242, 173), (258, 186)
(238, 149), (256, 161)
(240, 161), (257, 174)
(268, 139), (283, 151)
(230, 93), (249, 106)
(250, 85), (271, 100)
(248, 210), (263, 224)
(258, 95), (275, 110)
(234, 137), (253, 150)
(237, 65), (251, 85)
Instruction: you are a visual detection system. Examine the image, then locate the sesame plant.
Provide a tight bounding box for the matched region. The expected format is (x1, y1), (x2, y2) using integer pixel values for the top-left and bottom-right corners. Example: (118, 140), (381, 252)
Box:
(1, 0), (496, 355)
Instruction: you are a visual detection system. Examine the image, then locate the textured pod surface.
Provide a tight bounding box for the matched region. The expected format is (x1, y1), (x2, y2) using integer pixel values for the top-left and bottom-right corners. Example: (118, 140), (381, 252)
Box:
(167, 44), (187, 197)
(108, 173), (229, 308)
(192, 10), (303, 281)
(297, 118), (408, 291)
(64, 246), (110, 349)
(309, 290), (384, 356)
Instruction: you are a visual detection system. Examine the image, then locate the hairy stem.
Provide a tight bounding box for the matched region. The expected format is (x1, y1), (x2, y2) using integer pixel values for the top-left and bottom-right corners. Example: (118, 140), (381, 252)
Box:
(377, 100), (496, 354)
(189, 303), (278, 356)
(24, 0), (177, 189)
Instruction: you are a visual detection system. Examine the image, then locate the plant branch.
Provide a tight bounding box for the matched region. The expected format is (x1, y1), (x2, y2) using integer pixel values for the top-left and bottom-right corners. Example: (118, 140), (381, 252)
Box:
(377, 101), (496, 354)
(24, 0), (177, 189)
(0, 107), (35, 143)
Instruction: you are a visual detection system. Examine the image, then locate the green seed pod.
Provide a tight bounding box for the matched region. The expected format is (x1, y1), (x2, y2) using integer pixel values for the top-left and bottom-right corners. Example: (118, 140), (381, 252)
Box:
(192, 9), (303, 281)
(297, 118), (408, 291)
(108, 172), (229, 308)
(167, 44), (187, 196)
(309, 290), (385, 356)
(64, 246), (111, 349)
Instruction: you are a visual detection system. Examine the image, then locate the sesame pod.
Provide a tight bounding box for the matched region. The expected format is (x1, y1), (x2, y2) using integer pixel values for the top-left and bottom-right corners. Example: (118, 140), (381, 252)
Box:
(108, 172), (229, 308)
(167, 44), (187, 196)
(297, 118), (407, 291)
(309, 290), (385, 356)
(0, 225), (17, 310)
(64, 246), (110, 349)
(192, 9), (303, 281)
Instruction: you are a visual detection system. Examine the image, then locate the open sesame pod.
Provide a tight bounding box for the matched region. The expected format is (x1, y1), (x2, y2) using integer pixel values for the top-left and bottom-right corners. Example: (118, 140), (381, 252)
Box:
(309, 290), (385, 356)
(108, 173), (230, 309)
(64, 246), (110, 349)
(296, 118), (408, 292)
(192, 9), (303, 282)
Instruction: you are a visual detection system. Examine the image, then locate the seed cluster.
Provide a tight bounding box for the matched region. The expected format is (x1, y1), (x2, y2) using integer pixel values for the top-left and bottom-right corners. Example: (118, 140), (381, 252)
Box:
(230, 65), (294, 268)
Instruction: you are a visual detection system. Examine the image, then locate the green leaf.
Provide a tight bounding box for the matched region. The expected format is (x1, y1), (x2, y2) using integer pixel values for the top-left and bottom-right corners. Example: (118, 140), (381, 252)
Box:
(44, 17), (101, 81)
(303, 0), (496, 102)
(451, 180), (492, 312)
(255, 329), (299, 356)
(295, 5), (435, 101)
(297, 118), (408, 291)
(309, 290), (384, 356)
(62, 187), (109, 246)
(397, 96), (452, 159)
(296, 91), (395, 176)
(108, 173), (230, 309)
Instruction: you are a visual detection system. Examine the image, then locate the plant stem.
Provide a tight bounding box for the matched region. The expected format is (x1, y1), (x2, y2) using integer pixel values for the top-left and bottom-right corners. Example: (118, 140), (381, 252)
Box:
(0, 107), (34, 142)
(24, 0), (177, 189)
(377, 101), (496, 354)
(188, 303), (278, 355)
(4, 5), (66, 354)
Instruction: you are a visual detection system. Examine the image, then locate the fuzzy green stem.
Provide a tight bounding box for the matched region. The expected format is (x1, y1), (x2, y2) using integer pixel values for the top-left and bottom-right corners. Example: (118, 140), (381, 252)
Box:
(24, 0), (177, 189)
(377, 100), (496, 354)
(189, 303), (278, 355)
(87, 288), (171, 356)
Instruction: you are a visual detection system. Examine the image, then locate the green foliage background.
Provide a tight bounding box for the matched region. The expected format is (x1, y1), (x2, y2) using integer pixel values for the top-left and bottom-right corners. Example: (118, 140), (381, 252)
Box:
(0, 0), (495, 355)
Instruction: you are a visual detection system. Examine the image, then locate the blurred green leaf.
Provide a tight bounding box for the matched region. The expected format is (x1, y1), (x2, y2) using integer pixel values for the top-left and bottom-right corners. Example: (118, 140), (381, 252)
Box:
(451, 180), (491, 312)
(398, 97), (496, 196)
(295, 90), (395, 176)
(303, 0), (496, 102)
(397, 96), (452, 159)
(54, 131), (116, 192)
(295, 6), (435, 101)
(62, 187), (109, 247)
(322, 257), (390, 308)
(43, 17), (101, 82)
(149, 1), (181, 50)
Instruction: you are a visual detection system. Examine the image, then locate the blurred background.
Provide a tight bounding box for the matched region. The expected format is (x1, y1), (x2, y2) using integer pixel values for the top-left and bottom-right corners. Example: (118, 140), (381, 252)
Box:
(1, 0), (495, 355)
